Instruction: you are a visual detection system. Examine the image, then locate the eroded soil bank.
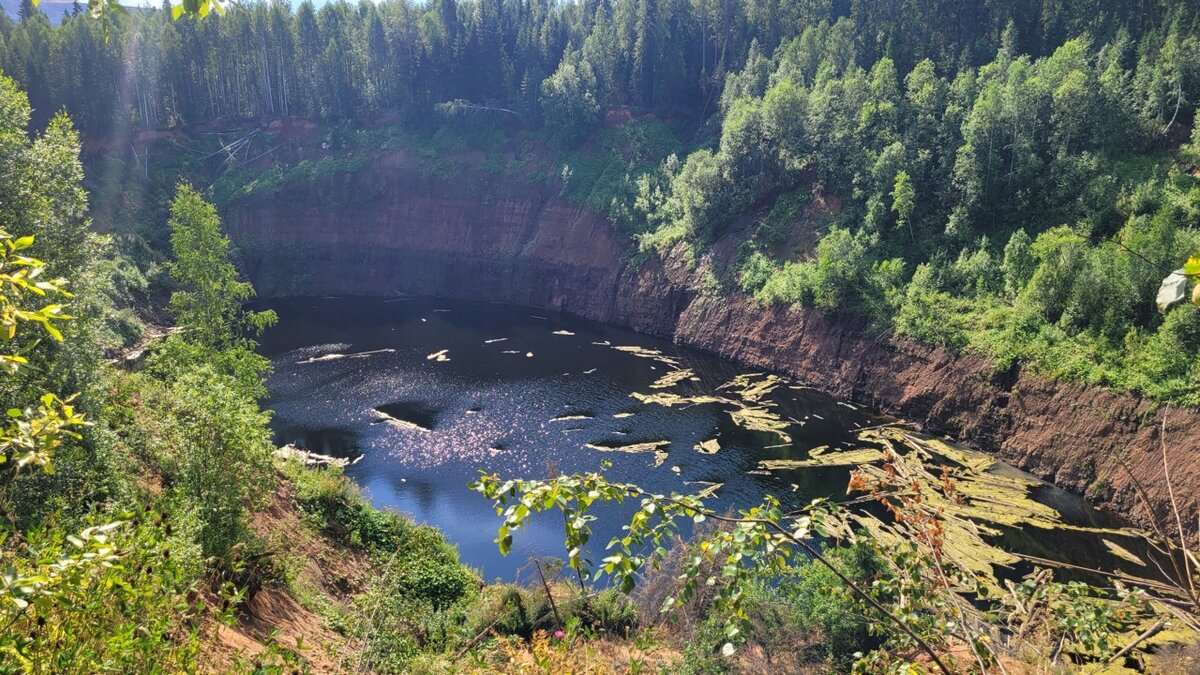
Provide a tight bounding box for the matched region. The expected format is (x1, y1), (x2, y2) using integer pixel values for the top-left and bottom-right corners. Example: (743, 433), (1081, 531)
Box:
(225, 153), (1199, 533)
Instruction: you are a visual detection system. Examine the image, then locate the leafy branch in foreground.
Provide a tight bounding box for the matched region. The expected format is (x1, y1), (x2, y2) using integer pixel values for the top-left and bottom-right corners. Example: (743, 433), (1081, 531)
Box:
(0, 512), (210, 672)
(0, 229), (184, 671)
(471, 469), (959, 673)
(0, 232), (71, 373)
(0, 232), (85, 520)
(473, 430), (1184, 673)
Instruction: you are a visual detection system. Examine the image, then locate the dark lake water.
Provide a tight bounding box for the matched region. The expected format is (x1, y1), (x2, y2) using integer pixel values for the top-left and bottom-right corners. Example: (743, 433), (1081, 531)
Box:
(258, 296), (1125, 582)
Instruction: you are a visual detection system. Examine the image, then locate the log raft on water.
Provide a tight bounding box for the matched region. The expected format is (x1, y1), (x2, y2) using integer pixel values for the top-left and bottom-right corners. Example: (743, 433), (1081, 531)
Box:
(275, 443), (360, 469)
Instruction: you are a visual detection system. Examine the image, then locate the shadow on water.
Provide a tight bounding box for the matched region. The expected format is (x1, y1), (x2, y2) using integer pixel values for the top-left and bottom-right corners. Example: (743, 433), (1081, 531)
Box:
(372, 400), (442, 432)
(274, 425), (361, 460)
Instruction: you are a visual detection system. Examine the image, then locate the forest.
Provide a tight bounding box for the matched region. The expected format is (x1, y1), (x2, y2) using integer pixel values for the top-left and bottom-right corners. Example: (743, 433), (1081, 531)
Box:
(5, 0), (1199, 400)
(1, 0), (1200, 672)
(0, 0), (1194, 135)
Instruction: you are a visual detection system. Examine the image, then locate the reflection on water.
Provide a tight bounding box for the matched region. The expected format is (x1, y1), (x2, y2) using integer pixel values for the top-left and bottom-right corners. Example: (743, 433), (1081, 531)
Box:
(258, 296), (1123, 582)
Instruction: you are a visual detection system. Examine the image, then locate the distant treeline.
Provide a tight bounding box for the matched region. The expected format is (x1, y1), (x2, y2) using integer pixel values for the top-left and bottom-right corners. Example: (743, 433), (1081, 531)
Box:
(0, 0), (1197, 136)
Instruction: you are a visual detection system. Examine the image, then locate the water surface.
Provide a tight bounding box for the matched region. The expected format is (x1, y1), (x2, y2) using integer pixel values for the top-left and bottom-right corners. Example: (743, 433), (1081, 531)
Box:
(259, 296), (1121, 581)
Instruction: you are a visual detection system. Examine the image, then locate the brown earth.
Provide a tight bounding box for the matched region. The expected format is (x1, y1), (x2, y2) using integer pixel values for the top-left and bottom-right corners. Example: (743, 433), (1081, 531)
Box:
(200, 475), (366, 673)
(224, 153), (1200, 534)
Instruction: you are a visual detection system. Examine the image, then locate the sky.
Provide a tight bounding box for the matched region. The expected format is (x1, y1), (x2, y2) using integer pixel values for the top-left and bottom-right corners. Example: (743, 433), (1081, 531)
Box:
(0, 0), (358, 19)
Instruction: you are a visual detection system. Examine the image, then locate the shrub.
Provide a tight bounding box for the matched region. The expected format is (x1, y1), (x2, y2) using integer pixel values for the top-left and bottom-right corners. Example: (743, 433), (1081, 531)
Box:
(159, 365), (274, 559)
(862, 257), (907, 324)
(737, 249), (776, 294)
(388, 527), (476, 611)
(676, 616), (736, 675)
(949, 238), (1001, 297)
(809, 226), (870, 310)
(964, 300), (1049, 370)
(464, 585), (535, 639)
(1002, 228), (1035, 299)
(283, 461), (416, 552)
(670, 149), (727, 242)
(895, 263), (971, 349)
(1123, 303), (1200, 403)
(579, 588), (638, 637)
(296, 459), (481, 673)
(540, 50), (601, 146)
(527, 586), (639, 637)
(771, 541), (886, 665)
(562, 122), (681, 235)
(0, 513), (206, 674)
(755, 190), (811, 246)
(756, 260), (815, 306)
(1022, 225), (1088, 323)
(353, 545), (477, 672)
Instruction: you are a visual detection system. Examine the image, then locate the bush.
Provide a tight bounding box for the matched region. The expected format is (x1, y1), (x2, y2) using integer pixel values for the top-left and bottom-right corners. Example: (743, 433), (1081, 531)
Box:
(737, 249), (776, 294)
(754, 190), (810, 246)
(964, 300), (1050, 370)
(1002, 228), (1035, 300)
(540, 50), (601, 146)
(1022, 225), (1088, 323)
(948, 238), (1001, 297)
(282, 461), (426, 553)
(676, 616), (736, 675)
(160, 366), (274, 559)
(527, 586), (639, 637)
(352, 543), (477, 673)
(99, 365), (275, 563)
(862, 257), (907, 324)
(0, 512), (207, 674)
(578, 588), (638, 636)
(388, 527), (476, 611)
(464, 585), (535, 639)
(895, 263), (971, 349)
(771, 541), (886, 666)
(293, 458), (480, 673)
(810, 226), (871, 310)
(1122, 303), (1200, 403)
(756, 260), (815, 306)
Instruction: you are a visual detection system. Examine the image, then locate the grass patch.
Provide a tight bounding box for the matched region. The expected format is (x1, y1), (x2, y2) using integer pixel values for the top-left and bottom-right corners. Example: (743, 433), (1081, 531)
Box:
(213, 155), (370, 206)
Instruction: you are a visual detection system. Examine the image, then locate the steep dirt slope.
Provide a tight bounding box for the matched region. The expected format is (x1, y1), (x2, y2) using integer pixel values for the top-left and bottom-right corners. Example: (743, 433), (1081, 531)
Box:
(225, 153), (1198, 532)
(201, 476), (366, 673)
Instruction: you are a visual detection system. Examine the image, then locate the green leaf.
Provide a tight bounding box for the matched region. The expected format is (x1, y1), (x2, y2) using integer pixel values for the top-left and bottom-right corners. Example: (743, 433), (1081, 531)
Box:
(1184, 256), (1200, 276)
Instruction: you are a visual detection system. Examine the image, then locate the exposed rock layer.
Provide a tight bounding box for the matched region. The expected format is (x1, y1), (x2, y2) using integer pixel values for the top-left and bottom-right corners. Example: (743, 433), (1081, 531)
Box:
(226, 157), (1198, 531)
